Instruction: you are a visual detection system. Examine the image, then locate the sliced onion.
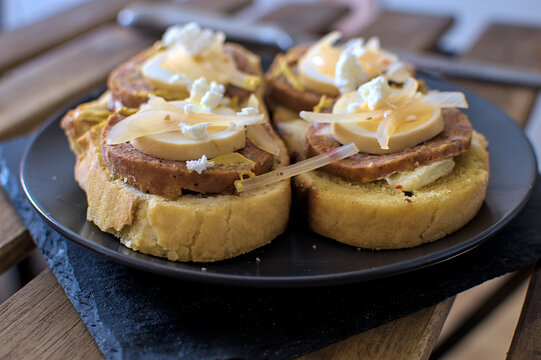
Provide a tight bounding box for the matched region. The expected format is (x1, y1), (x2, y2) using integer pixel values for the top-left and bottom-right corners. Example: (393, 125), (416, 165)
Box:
(106, 110), (265, 144)
(209, 57), (260, 91)
(106, 111), (181, 144)
(316, 31), (342, 48)
(376, 111), (395, 150)
(300, 110), (384, 123)
(227, 69), (261, 91)
(142, 95), (185, 112)
(421, 91), (468, 108)
(389, 77), (418, 103)
(247, 124), (280, 156)
(192, 112), (265, 126)
(235, 143), (359, 192)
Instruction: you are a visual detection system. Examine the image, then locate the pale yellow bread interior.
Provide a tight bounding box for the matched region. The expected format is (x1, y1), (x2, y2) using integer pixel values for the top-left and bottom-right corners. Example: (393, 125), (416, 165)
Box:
(73, 111), (291, 263)
(271, 105), (490, 249)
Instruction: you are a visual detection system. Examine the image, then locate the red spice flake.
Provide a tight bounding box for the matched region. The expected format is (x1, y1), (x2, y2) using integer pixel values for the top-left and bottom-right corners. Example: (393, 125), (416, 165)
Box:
(395, 185), (403, 190)
(405, 198), (412, 203)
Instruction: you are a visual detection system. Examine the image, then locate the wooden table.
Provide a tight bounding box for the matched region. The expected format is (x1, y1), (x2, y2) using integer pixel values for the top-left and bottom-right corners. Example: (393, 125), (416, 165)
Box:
(0, 1), (539, 359)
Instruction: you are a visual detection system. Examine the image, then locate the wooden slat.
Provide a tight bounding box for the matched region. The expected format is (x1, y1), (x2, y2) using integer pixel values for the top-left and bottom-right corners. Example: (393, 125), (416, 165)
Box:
(507, 262), (541, 360)
(300, 298), (454, 360)
(0, 189), (34, 275)
(0, 6), (459, 359)
(182, 0), (253, 13)
(257, 3), (350, 36)
(0, 24), (154, 140)
(0, 269), (452, 360)
(358, 11), (453, 52)
(452, 23), (541, 127)
(451, 80), (535, 126)
(466, 24), (541, 71)
(0, 270), (103, 359)
(0, 0), (133, 74)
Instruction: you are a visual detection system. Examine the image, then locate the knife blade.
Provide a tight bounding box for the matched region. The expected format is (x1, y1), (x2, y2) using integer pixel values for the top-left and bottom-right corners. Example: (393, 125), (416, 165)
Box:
(117, 1), (296, 51)
(118, 1), (541, 88)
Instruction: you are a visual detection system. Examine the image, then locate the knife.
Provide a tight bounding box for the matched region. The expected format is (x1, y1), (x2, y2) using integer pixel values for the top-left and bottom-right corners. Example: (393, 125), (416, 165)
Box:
(118, 1), (541, 88)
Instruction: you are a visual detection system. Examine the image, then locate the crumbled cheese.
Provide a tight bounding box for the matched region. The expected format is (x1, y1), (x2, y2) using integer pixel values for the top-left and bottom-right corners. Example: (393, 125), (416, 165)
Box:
(386, 61), (410, 83)
(201, 90), (223, 111)
(186, 155), (215, 174)
(357, 76), (391, 110)
(344, 38), (365, 57)
(236, 107), (259, 116)
(334, 41), (368, 94)
(188, 78), (227, 111)
(162, 22), (224, 56)
(179, 122), (211, 140)
(385, 158), (455, 191)
(184, 103), (196, 114)
(405, 115), (417, 121)
(168, 73), (190, 86)
(190, 77), (210, 103)
(365, 37), (380, 52)
(346, 102), (362, 114)
(209, 81), (225, 95)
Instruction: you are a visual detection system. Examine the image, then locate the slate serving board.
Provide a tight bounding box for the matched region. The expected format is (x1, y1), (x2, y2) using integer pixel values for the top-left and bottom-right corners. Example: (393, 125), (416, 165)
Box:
(2, 135), (541, 359)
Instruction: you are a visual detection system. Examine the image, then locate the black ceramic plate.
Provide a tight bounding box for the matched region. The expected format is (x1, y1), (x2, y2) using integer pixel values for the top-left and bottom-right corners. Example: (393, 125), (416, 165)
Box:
(20, 75), (537, 287)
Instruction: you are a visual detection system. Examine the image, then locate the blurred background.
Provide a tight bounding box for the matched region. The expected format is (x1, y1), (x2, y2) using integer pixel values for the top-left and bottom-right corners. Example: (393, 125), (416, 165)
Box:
(3, 0), (541, 53)
(0, 1), (539, 359)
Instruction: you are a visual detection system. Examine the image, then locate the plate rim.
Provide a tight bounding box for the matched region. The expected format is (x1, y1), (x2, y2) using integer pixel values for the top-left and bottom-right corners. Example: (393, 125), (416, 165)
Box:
(19, 76), (538, 288)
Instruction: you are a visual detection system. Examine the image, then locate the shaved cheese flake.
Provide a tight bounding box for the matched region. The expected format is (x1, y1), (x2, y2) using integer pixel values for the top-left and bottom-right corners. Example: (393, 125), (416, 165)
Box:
(421, 91), (468, 109)
(235, 143), (358, 192)
(247, 124), (280, 156)
(300, 109), (384, 123)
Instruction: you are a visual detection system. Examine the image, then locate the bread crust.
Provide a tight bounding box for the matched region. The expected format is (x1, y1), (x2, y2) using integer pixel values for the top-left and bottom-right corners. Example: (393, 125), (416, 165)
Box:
(67, 43), (292, 262)
(75, 121), (291, 262)
(296, 132), (488, 249)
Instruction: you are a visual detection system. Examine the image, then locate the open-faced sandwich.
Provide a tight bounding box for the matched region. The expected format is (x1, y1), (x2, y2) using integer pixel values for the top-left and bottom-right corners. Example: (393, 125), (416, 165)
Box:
(61, 23), (290, 262)
(267, 32), (490, 249)
(266, 31), (414, 113)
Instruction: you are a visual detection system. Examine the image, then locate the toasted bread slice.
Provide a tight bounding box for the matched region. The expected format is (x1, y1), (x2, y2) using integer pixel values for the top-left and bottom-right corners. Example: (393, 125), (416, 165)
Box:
(272, 105), (489, 249)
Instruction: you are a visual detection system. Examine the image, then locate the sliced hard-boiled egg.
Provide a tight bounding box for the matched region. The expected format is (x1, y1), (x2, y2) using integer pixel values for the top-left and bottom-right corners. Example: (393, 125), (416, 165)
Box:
(131, 125), (246, 161)
(142, 23), (260, 92)
(297, 32), (342, 96)
(297, 31), (405, 96)
(300, 76), (468, 154)
(331, 107), (443, 154)
(142, 53), (193, 91)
